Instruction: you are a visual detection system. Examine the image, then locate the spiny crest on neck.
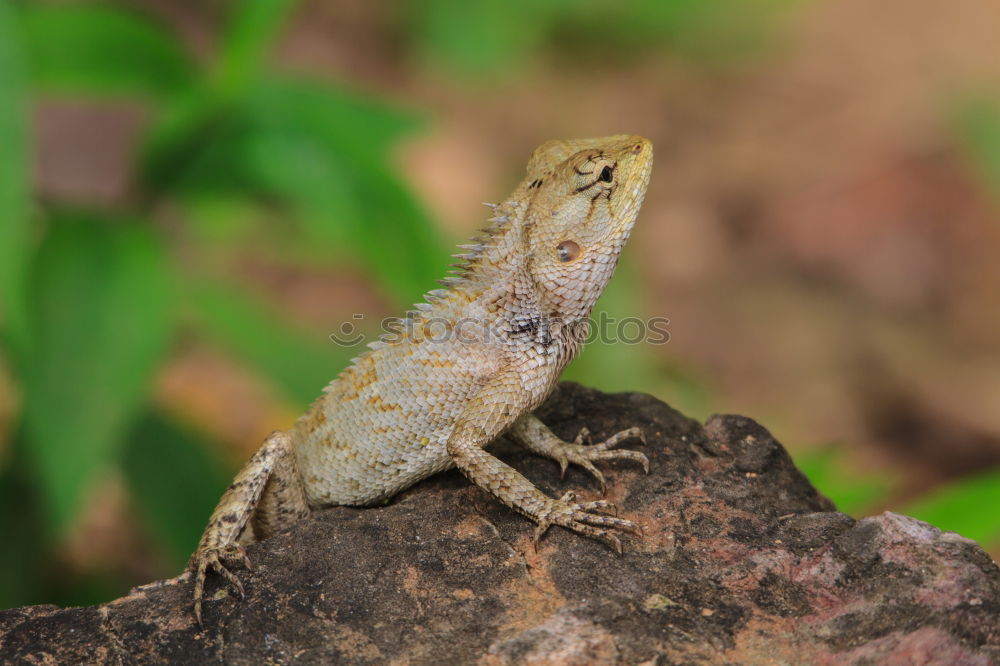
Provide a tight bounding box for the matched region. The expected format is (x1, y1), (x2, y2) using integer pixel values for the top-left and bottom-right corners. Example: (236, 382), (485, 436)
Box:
(365, 200), (520, 353)
(438, 201), (514, 285)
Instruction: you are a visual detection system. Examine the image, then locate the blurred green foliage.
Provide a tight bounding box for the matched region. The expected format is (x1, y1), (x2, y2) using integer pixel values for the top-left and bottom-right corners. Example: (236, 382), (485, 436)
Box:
(23, 215), (173, 530)
(0, 0), (997, 610)
(22, 4), (194, 96)
(956, 98), (1000, 198)
(122, 412), (232, 567)
(0, 0), (30, 360)
(796, 446), (1000, 553)
(407, 0), (792, 78)
(770, 91), (1000, 556)
(563, 259), (712, 420)
(0, 0), (448, 607)
(902, 467), (1000, 547)
(794, 447), (895, 517)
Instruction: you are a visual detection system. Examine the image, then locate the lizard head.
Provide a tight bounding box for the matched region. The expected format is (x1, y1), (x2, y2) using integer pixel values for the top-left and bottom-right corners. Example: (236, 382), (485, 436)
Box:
(520, 134), (653, 321)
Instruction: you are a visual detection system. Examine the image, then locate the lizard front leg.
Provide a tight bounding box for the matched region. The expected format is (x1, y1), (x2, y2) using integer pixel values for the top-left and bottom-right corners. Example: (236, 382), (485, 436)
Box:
(446, 388), (642, 552)
(506, 413), (648, 494)
(189, 430), (310, 625)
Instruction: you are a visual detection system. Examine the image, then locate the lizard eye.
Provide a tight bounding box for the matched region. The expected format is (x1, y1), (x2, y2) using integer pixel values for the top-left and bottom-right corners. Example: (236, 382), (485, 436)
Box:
(598, 166), (613, 183)
(556, 240), (581, 262)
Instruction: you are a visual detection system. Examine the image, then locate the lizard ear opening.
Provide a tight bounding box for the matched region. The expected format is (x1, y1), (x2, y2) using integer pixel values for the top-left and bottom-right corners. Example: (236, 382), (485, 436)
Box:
(556, 240), (582, 263)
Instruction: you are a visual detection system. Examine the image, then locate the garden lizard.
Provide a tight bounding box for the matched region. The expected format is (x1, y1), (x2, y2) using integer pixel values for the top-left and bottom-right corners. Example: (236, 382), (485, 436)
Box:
(190, 134), (654, 624)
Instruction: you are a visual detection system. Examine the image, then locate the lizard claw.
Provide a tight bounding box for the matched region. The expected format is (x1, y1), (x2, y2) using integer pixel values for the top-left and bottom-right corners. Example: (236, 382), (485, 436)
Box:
(191, 544), (253, 627)
(532, 491), (641, 554)
(552, 427), (648, 493)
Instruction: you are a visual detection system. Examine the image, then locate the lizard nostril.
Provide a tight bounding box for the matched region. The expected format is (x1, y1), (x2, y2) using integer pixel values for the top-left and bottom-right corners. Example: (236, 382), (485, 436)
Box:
(631, 143), (643, 154)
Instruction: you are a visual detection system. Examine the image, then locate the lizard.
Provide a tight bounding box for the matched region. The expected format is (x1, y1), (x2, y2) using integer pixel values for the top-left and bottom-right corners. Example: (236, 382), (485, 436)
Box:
(189, 134), (654, 625)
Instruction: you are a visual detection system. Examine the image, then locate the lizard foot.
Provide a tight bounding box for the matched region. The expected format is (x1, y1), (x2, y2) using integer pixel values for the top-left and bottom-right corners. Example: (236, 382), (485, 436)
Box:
(555, 426), (649, 494)
(532, 491), (643, 554)
(191, 543), (252, 626)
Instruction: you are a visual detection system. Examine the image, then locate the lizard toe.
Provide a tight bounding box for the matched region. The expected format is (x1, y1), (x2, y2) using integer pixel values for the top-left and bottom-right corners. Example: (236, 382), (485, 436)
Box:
(190, 545), (252, 626)
(533, 493), (639, 553)
(556, 430), (648, 491)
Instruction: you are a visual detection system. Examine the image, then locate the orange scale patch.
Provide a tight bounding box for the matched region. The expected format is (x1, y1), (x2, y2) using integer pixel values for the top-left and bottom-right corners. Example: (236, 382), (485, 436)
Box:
(367, 394), (402, 412)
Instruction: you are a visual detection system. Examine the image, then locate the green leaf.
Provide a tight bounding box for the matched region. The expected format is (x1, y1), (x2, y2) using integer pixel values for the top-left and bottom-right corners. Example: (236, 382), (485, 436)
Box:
(0, 0), (31, 359)
(145, 78), (446, 305)
(248, 78), (424, 159)
(140, 0), (305, 187)
(239, 80), (446, 303)
(21, 4), (193, 97)
(140, 93), (241, 195)
(122, 411), (232, 568)
(146, 78), (423, 189)
(211, 0), (298, 98)
(902, 467), (1000, 547)
(185, 279), (355, 408)
(22, 214), (174, 532)
(240, 128), (362, 249)
(345, 165), (449, 303)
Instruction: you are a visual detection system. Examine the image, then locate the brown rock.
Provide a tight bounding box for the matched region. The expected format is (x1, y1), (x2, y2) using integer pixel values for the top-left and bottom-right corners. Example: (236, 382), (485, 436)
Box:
(1, 383), (997, 664)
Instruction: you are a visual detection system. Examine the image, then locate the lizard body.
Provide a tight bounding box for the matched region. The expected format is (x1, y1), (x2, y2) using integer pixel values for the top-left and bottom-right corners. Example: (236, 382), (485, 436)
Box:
(190, 135), (654, 624)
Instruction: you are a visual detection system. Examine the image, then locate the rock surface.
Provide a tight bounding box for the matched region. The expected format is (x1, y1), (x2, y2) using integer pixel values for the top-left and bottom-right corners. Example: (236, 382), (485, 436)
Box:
(1, 383), (997, 664)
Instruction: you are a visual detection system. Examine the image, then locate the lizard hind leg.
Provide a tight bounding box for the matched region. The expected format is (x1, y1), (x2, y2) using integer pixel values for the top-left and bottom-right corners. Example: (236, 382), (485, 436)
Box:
(189, 430), (309, 625)
(505, 413), (649, 494)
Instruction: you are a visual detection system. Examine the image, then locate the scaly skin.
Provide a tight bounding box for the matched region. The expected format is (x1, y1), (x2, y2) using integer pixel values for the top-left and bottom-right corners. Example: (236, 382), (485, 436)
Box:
(189, 135), (654, 625)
